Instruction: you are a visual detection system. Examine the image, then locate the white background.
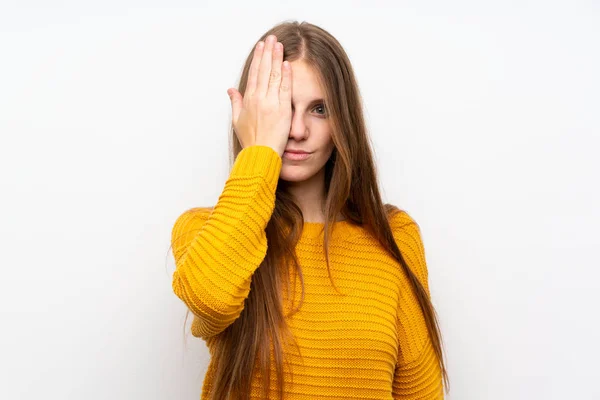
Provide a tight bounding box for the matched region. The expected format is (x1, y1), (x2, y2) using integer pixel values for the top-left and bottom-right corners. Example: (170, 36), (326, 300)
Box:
(1, 1), (599, 399)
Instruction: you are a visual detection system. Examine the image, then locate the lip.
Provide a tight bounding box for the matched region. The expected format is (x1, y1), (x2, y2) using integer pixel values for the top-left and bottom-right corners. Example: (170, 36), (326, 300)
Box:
(284, 149), (311, 154)
(283, 151), (311, 161)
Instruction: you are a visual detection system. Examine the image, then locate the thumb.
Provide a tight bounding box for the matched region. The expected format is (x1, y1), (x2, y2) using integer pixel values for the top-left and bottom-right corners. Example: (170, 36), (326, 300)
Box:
(227, 88), (242, 123)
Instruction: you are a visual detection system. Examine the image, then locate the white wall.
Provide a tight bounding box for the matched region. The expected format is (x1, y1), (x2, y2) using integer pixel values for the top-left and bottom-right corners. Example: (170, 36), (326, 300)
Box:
(1, 1), (598, 399)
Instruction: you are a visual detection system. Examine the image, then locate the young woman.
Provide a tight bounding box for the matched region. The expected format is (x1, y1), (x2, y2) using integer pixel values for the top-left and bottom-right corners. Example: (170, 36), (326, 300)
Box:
(171, 20), (448, 400)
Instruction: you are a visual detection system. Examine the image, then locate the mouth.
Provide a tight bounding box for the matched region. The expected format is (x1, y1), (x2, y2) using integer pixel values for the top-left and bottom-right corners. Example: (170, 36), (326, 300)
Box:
(283, 151), (311, 161)
(284, 150), (311, 154)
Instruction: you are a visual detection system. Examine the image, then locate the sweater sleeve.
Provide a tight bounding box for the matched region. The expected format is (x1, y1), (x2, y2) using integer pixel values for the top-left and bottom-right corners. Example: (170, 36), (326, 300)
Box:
(389, 210), (444, 399)
(170, 145), (282, 340)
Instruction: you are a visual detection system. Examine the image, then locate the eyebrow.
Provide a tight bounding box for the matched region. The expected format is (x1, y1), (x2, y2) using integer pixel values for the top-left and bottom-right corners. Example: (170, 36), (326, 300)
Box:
(292, 98), (325, 107)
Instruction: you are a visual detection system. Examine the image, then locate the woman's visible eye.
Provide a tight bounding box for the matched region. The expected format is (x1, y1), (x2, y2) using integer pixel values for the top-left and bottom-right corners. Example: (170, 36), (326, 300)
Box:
(313, 104), (327, 117)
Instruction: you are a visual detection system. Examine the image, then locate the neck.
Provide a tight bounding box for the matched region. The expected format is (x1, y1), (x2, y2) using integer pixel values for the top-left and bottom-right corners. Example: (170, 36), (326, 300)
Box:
(281, 168), (329, 223)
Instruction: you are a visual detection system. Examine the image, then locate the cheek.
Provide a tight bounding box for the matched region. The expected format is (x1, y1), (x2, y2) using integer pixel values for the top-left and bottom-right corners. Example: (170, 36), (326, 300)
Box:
(309, 118), (331, 132)
(314, 144), (335, 167)
(321, 134), (335, 155)
(310, 123), (333, 147)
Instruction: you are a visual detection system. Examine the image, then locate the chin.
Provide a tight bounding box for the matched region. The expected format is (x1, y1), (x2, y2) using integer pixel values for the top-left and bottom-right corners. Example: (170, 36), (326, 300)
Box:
(279, 167), (316, 183)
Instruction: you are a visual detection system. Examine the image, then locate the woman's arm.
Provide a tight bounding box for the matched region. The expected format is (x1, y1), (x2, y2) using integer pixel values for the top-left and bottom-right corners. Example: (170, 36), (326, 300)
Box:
(171, 145), (281, 340)
(390, 212), (444, 399)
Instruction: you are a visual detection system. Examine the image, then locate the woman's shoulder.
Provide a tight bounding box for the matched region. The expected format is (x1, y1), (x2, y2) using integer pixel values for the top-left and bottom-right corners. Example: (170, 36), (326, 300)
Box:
(181, 206), (214, 219)
(171, 206), (214, 240)
(385, 203), (418, 231)
(384, 204), (430, 295)
(339, 204), (419, 244)
(175, 205), (214, 224)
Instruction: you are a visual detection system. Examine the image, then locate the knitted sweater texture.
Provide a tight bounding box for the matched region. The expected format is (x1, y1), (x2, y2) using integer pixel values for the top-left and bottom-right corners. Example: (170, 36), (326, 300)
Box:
(171, 145), (444, 399)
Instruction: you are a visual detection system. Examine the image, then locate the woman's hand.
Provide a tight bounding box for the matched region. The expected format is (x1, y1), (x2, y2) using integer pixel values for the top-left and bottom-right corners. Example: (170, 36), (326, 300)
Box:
(227, 34), (292, 158)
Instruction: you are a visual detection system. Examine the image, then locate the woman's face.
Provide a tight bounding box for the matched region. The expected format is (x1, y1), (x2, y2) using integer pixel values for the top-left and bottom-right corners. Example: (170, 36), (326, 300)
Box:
(279, 60), (335, 182)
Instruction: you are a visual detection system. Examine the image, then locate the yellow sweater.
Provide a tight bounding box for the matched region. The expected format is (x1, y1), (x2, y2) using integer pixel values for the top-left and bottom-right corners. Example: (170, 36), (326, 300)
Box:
(171, 145), (444, 399)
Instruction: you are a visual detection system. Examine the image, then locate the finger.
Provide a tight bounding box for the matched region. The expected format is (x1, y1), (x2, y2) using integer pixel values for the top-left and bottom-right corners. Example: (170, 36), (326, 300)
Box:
(279, 61), (292, 105)
(256, 34), (276, 97)
(245, 41), (264, 97)
(267, 41), (283, 97)
(227, 88), (242, 124)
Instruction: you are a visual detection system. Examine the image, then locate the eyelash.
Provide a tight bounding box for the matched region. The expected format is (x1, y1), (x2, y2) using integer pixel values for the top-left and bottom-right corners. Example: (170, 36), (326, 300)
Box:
(291, 104), (327, 117)
(313, 104), (327, 116)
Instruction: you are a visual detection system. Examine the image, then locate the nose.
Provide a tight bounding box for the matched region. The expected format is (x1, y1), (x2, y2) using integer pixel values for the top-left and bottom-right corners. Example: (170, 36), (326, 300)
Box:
(288, 109), (308, 141)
